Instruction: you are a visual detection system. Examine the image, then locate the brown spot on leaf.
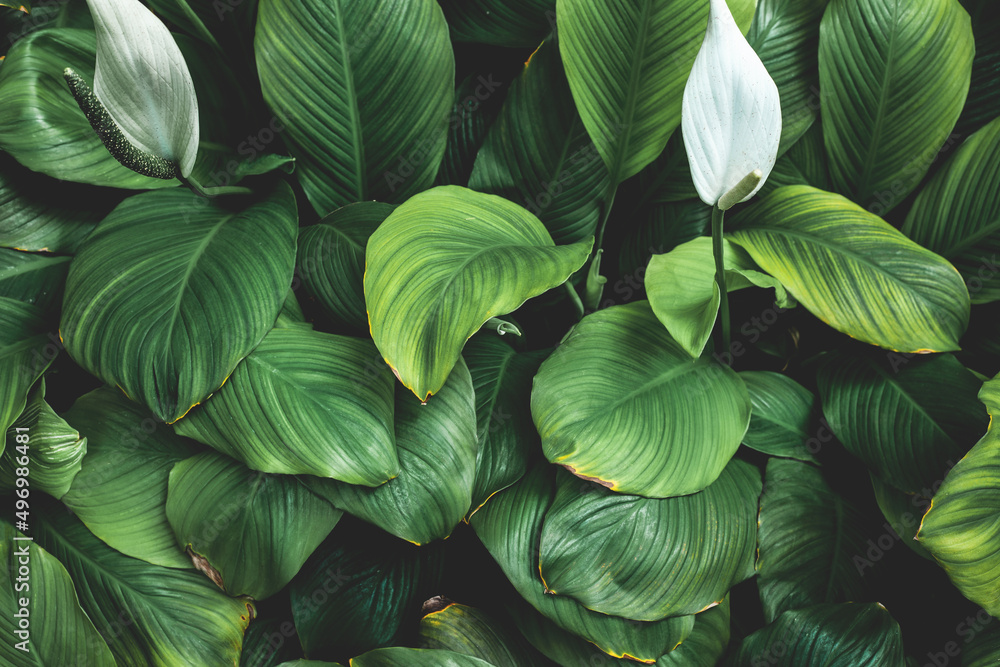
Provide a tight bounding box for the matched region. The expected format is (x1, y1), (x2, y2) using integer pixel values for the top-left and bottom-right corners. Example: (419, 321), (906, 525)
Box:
(562, 464), (614, 488)
(187, 546), (224, 590)
(421, 596), (454, 615)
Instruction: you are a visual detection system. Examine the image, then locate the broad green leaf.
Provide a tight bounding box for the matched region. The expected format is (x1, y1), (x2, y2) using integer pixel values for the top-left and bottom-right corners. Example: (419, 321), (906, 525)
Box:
(758, 121), (830, 197)
(964, 622), (1000, 667)
(558, 0), (756, 185)
(0, 248), (70, 309)
(0, 381), (85, 498)
(739, 371), (818, 462)
(439, 0), (554, 46)
(656, 599), (731, 667)
(757, 459), (867, 623)
(723, 603), (905, 666)
(255, 0), (454, 215)
(902, 116), (1000, 304)
(470, 465), (697, 663)
(646, 238), (790, 357)
(818, 0), (973, 212)
(62, 386), (198, 569)
(464, 336), (547, 517)
(436, 72), (505, 188)
(240, 616), (302, 667)
(468, 38), (610, 246)
(1, 521), (116, 666)
(365, 185), (592, 401)
(296, 202), (394, 333)
(61, 183), (298, 423)
(728, 185), (970, 353)
(418, 602), (554, 667)
(616, 196), (710, 283)
(174, 326), (397, 485)
(289, 522), (446, 660)
(166, 450), (342, 600)
(0, 298), (52, 453)
(955, 0), (1000, 137)
(816, 351), (986, 493)
(304, 359), (477, 545)
(30, 495), (254, 667)
(869, 473), (933, 561)
(538, 460), (760, 621)
(531, 300), (751, 497)
(351, 648), (495, 667)
(917, 373), (1000, 615)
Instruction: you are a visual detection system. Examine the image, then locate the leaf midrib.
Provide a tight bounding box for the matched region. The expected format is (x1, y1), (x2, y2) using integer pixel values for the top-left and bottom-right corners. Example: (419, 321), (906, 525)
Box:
(607, 0), (654, 185)
(856, 0), (901, 194)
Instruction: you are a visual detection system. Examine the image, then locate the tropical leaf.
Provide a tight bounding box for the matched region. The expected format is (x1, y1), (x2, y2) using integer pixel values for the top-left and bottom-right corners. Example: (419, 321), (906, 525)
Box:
(165, 450), (342, 600)
(418, 601), (554, 667)
(901, 116), (1000, 304)
(240, 616), (302, 667)
(254, 0), (454, 215)
(61, 183), (298, 423)
(818, 0), (974, 213)
(365, 185), (591, 401)
(469, 465), (697, 663)
(816, 351), (986, 493)
(30, 494), (254, 667)
(531, 300), (751, 498)
(917, 372), (1000, 615)
(955, 0), (1000, 137)
(436, 72), (506, 188)
(616, 196), (711, 284)
(0, 381), (85, 498)
(174, 326), (398, 485)
(728, 185), (970, 353)
(758, 121), (830, 197)
(964, 622), (1000, 667)
(0, 298), (52, 453)
(723, 602), (905, 666)
(869, 473), (933, 561)
(304, 359), (477, 545)
(538, 460), (760, 621)
(0, 248), (70, 310)
(468, 38), (610, 246)
(61, 386), (199, 569)
(0, 520), (116, 667)
(439, 0), (554, 47)
(757, 458), (868, 623)
(655, 599), (732, 667)
(295, 202), (394, 333)
(350, 648), (495, 667)
(739, 371), (818, 462)
(557, 0), (756, 186)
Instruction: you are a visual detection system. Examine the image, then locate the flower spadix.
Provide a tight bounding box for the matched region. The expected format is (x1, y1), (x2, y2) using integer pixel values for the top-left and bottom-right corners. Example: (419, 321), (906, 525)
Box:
(682, 0), (781, 209)
(67, 0), (200, 178)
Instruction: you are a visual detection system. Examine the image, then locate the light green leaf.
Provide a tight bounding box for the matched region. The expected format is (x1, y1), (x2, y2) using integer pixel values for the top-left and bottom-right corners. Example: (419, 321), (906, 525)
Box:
(739, 371), (818, 462)
(917, 372), (1000, 615)
(818, 0), (973, 212)
(728, 185), (970, 353)
(62, 386), (199, 569)
(255, 0), (454, 215)
(61, 183), (298, 423)
(538, 460), (760, 621)
(902, 116), (1000, 304)
(166, 450), (342, 600)
(439, 0), (555, 47)
(174, 326), (398, 485)
(418, 602), (554, 667)
(531, 300), (750, 498)
(365, 185), (591, 401)
(350, 648), (495, 667)
(0, 298), (52, 453)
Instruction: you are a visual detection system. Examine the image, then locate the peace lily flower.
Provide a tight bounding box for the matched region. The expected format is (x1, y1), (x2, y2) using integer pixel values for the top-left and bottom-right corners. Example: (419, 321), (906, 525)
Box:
(64, 0), (200, 180)
(682, 0), (781, 210)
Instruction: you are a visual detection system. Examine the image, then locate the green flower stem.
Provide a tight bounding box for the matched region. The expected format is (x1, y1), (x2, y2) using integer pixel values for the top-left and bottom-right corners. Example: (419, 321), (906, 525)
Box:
(565, 282), (585, 319)
(712, 204), (730, 356)
(181, 174), (253, 198)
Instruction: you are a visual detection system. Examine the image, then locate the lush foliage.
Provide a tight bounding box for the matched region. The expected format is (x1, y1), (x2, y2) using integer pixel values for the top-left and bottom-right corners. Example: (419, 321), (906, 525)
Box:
(0, 0), (998, 665)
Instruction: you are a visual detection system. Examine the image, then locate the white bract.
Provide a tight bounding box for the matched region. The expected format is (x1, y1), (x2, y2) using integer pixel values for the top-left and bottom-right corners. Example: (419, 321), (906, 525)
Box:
(682, 0), (781, 209)
(88, 0), (200, 177)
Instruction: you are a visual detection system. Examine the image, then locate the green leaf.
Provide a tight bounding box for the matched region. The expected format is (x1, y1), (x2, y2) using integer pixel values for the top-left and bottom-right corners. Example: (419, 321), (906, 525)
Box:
(351, 648), (495, 667)
(468, 38), (610, 246)
(818, 0), (974, 212)
(174, 326), (398, 485)
(469, 465), (697, 663)
(917, 372), (1000, 615)
(739, 371), (818, 463)
(0, 298), (51, 453)
(758, 121), (830, 197)
(0, 247), (70, 309)
(964, 621), (1000, 667)
(728, 185), (970, 353)
(869, 473), (933, 561)
(304, 359), (477, 545)
(254, 0), (454, 215)
(616, 196), (710, 283)
(656, 599), (731, 667)
(62, 386), (199, 569)
(435, 72), (505, 188)
(464, 336), (547, 517)
(289, 523), (446, 660)
(296, 202), (394, 333)
(531, 300), (751, 498)
(557, 0), (756, 185)
(439, 0), (555, 47)
(955, 0), (1000, 138)
(418, 602), (554, 667)
(29, 494), (254, 667)
(1, 520), (116, 667)
(240, 616), (302, 667)
(723, 603), (905, 666)
(365, 185), (592, 401)
(0, 381), (85, 498)
(165, 450), (342, 600)
(61, 183), (298, 423)
(757, 459), (867, 623)
(816, 351), (986, 493)
(902, 116), (1000, 304)
(646, 237), (790, 358)
(538, 460), (760, 621)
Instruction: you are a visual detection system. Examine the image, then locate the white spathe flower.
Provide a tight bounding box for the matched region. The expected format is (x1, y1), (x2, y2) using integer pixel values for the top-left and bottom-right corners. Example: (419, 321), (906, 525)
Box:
(682, 0), (781, 209)
(87, 0), (200, 177)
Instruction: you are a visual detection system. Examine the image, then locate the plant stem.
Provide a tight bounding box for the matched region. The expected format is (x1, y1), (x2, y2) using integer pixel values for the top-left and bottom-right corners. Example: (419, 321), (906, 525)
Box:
(712, 205), (731, 356)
